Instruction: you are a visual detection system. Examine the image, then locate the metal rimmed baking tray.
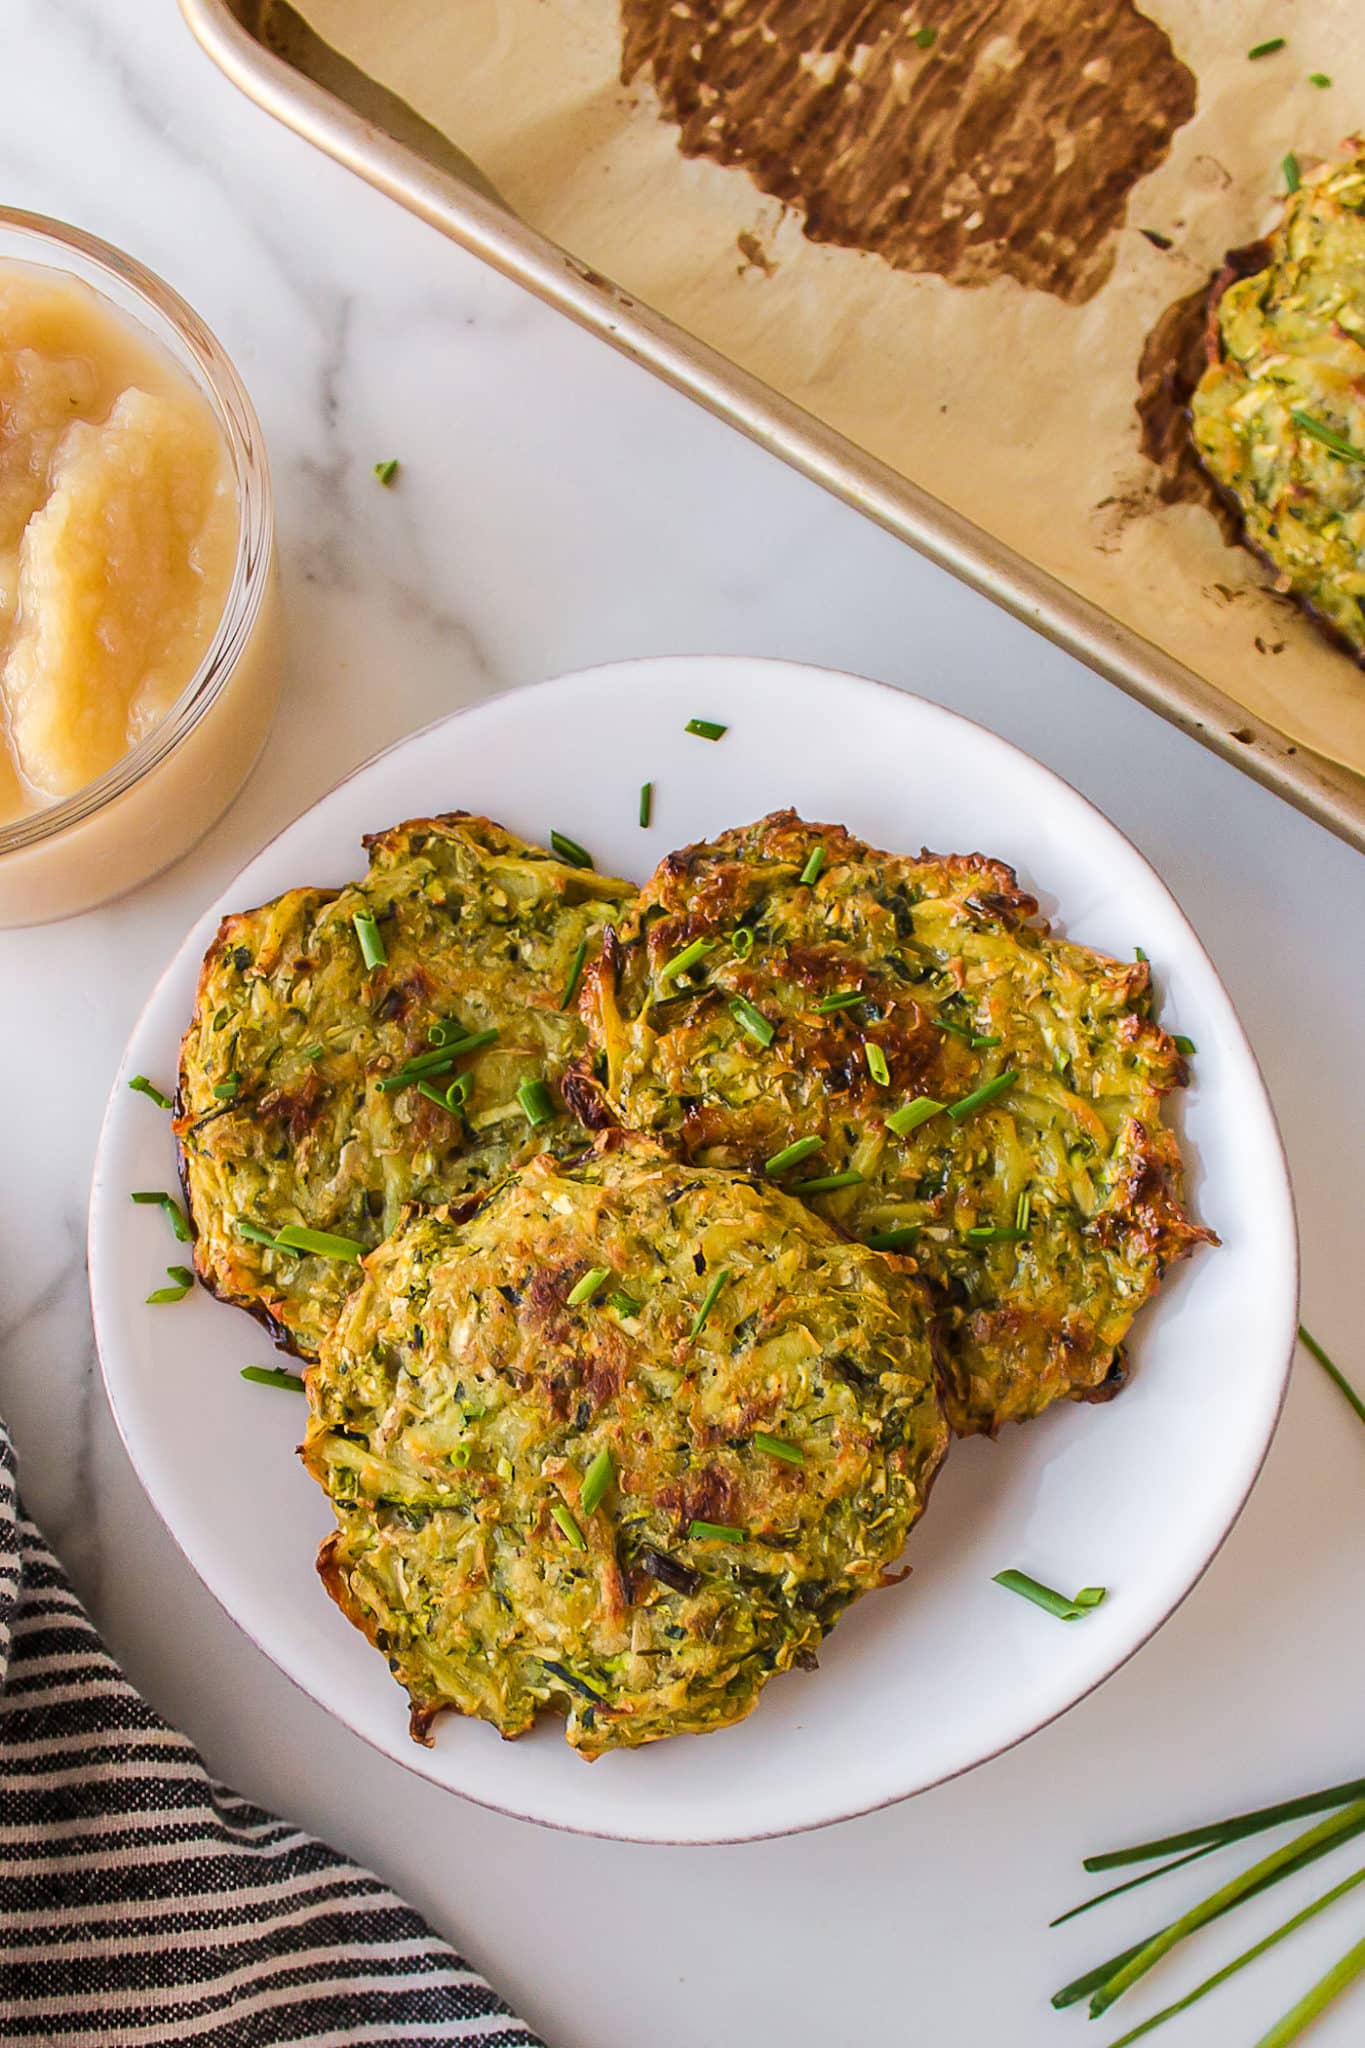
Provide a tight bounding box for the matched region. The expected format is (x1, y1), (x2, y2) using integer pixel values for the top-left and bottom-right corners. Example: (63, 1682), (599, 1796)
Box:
(182, 0), (1365, 853)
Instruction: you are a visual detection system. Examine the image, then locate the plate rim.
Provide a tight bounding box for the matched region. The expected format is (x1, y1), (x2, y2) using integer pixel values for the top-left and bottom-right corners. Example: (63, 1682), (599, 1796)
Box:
(89, 653), (1300, 1843)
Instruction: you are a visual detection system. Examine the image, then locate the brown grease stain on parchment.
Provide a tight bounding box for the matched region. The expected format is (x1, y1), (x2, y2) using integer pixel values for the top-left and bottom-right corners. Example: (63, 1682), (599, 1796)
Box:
(620, 0), (1196, 304)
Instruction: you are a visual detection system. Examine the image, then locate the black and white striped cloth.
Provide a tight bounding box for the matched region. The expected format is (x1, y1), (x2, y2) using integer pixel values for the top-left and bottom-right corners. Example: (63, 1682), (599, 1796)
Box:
(0, 1421), (544, 2047)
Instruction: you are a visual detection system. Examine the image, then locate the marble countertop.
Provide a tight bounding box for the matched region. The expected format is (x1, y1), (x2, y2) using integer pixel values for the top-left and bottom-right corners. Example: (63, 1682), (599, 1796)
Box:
(3, 4), (1364, 2043)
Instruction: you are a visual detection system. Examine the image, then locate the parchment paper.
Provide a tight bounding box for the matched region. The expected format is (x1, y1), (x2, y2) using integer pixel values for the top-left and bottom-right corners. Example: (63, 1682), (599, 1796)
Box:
(299, 0), (1365, 776)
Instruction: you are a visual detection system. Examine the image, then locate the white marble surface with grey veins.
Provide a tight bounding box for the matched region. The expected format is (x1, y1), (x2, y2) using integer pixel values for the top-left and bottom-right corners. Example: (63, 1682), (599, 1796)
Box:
(3, 4), (1364, 2044)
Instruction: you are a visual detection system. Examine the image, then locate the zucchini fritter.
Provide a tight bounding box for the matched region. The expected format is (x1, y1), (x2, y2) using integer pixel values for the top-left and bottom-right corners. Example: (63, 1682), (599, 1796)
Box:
(1192, 144), (1365, 658)
(176, 815), (634, 1358)
(573, 812), (1213, 1435)
(304, 1136), (948, 1757)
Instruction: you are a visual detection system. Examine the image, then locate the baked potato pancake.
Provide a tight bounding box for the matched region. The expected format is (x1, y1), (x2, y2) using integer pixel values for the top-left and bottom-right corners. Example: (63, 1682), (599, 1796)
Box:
(175, 814), (634, 1359)
(304, 1135), (948, 1757)
(573, 812), (1214, 1435)
(1192, 144), (1365, 659)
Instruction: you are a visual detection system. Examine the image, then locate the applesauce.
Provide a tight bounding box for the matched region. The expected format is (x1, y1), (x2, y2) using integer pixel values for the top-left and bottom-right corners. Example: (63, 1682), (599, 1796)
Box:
(0, 215), (279, 925)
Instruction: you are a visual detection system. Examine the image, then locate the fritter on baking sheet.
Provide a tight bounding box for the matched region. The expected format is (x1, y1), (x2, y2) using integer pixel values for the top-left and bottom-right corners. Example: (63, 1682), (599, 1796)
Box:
(1191, 143), (1365, 662)
(175, 814), (635, 1360)
(304, 1135), (948, 1758)
(573, 812), (1214, 1436)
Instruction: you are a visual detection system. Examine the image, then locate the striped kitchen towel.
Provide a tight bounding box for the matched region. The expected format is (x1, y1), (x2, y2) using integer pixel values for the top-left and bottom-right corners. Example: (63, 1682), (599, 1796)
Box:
(0, 1422), (544, 2047)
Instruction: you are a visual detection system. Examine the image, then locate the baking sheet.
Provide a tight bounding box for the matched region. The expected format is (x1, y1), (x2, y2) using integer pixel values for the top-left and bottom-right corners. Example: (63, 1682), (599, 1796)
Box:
(294, 0), (1365, 779)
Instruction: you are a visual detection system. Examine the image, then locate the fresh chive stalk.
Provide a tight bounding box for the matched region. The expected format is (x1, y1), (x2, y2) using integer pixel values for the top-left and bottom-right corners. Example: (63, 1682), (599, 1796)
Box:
(609, 1288), (642, 1317)
(1308, 71), (1332, 87)
(377, 1029), (499, 1091)
(146, 1265), (194, 1304)
(730, 996), (775, 1047)
(817, 990), (863, 1014)
(373, 458), (399, 485)
(417, 1076), (469, 1115)
(971, 1033), (1003, 1049)
(241, 1365), (306, 1393)
(567, 1267), (611, 1308)
(1283, 152), (1301, 193)
(731, 926), (755, 958)
(352, 910), (386, 971)
(865, 1043), (890, 1086)
(517, 1077), (556, 1128)
(684, 718), (727, 741)
(1254, 1933), (1365, 2048)
(211, 1073), (241, 1101)
(752, 1432), (804, 1467)
(1172, 1034), (1197, 1056)
(865, 1225), (919, 1252)
(580, 1447), (614, 1516)
(129, 1074), (173, 1110)
(994, 1570), (1106, 1621)
(560, 940), (588, 1012)
(1050, 1843), (1224, 1929)
(947, 1070), (1017, 1121)
(965, 1224), (1029, 1244)
(800, 847), (825, 886)
(688, 1267), (730, 1340)
(659, 937), (714, 984)
(639, 781), (652, 828)
(1290, 408), (1365, 464)
(886, 1097), (944, 1137)
(688, 1519), (744, 1542)
(764, 1136), (822, 1175)
(131, 1191), (192, 1242)
(1248, 37), (1286, 58)
(793, 1170), (864, 1196)
(1085, 1774), (1365, 1873)
(550, 829), (594, 869)
(276, 1224), (365, 1262)
(1298, 1325), (1365, 1429)
(550, 1502), (586, 1550)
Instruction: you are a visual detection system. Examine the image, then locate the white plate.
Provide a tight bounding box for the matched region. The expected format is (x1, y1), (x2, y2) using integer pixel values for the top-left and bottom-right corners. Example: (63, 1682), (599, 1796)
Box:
(89, 656), (1297, 1843)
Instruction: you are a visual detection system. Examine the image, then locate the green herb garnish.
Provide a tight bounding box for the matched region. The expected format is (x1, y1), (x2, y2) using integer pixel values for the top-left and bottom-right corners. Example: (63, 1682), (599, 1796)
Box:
(865, 1225), (919, 1251)
(1135, 945), (1148, 963)
(550, 1502), (587, 1550)
(886, 1097), (944, 1137)
(146, 1265), (195, 1304)
(373, 458), (399, 486)
(730, 995), (775, 1047)
(684, 718), (727, 741)
(377, 1030), (498, 1091)
(764, 1135), (822, 1175)
(517, 1076), (556, 1128)
(567, 1266), (611, 1307)
(580, 1447), (613, 1515)
(914, 24), (937, 47)
(965, 1224), (1029, 1244)
(129, 1074), (173, 1110)
(688, 1267), (730, 1340)
(560, 940), (588, 1012)
(865, 1043), (890, 1086)
(659, 936), (715, 984)
(609, 1288), (642, 1317)
(550, 829), (594, 869)
(947, 1069), (1017, 1121)
(1248, 37), (1285, 59)
(1290, 408), (1365, 464)
(1172, 1034), (1197, 1056)
(301, 1044), (325, 1061)
(799, 846), (825, 886)
(1016, 1190), (1032, 1231)
(417, 1075), (470, 1115)
(994, 1570), (1106, 1621)
(793, 1170), (864, 1196)
(816, 990), (863, 1014)
(1308, 71), (1332, 88)
(1299, 1324), (1365, 1429)
(241, 1365), (306, 1393)
(638, 781), (652, 828)
(752, 1432), (804, 1467)
(731, 926), (755, 958)
(933, 1016), (974, 1042)
(211, 1072), (240, 1101)
(971, 1033), (1003, 1049)
(277, 1224), (366, 1261)
(1283, 152), (1301, 193)
(131, 1191), (192, 1242)
(688, 1518), (744, 1543)
(352, 909), (386, 971)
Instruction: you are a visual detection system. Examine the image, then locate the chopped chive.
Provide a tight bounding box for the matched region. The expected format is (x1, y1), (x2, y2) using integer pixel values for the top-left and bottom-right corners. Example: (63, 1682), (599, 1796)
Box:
(865, 1043), (890, 1087)
(971, 1033), (1003, 1049)
(1135, 945), (1148, 963)
(129, 1074), (173, 1110)
(567, 1266), (611, 1308)
(659, 936), (715, 983)
(994, 1570), (1106, 1621)
(1051, 1844), (1224, 1930)
(146, 1265), (194, 1304)
(1299, 1325), (1365, 1430)
(1283, 151), (1301, 193)
(965, 1224), (1028, 1244)
(638, 781), (652, 828)
(914, 24), (937, 47)
(947, 1069), (1017, 1121)
(276, 1224), (366, 1262)
(688, 1519), (745, 1543)
(799, 846), (825, 886)
(1086, 1776), (1365, 1874)
(1172, 1034), (1197, 1056)
(1290, 408), (1365, 465)
(886, 1097), (944, 1138)
(211, 1072), (241, 1102)
(517, 1076), (556, 1128)
(352, 909), (386, 971)
(934, 1015), (974, 1042)
(688, 1267), (730, 1340)
(417, 1076), (469, 1114)
(413, 1073), (452, 1108)
(376, 1030), (499, 1091)
(764, 1135), (822, 1175)
(730, 995), (775, 1047)
(793, 1170), (864, 1195)
(241, 1365), (306, 1393)
(865, 1225), (919, 1251)
(684, 718), (727, 741)
(1248, 37), (1285, 59)
(560, 940), (588, 1011)
(752, 1431), (804, 1467)
(130, 1191), (192, 1243)
(301, 1044), (325, 1061)
(731, 926), (755, 958)
(1016, 1190), (1031, 1231)
(550, 1502), (586, 1550)
(550, 829), (594, 869)
(238, 1218), (288, 1251)
(609, 1288), (642, 1317)
(580, 1447), (614, 1516)
(1308, 71), (1332, 87)
(373, 458), (399, 485)
(817, 990), (863, 1014)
